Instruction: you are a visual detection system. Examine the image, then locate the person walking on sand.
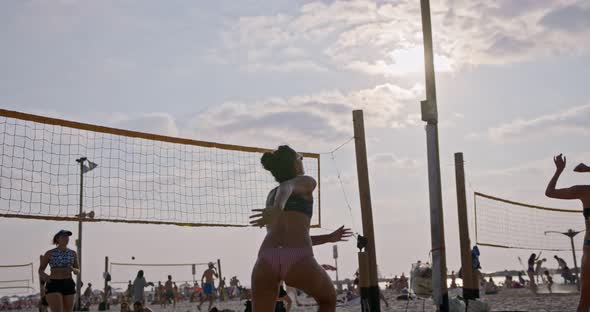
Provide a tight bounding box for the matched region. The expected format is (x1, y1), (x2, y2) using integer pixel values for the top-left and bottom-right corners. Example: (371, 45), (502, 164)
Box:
(249, 145), (352, 312)
(126, 281), (133, 302)
(131, 271), (154, 305)
(164, 275), (175, 308)
(38, 230), (80, 312)
(545, 154), (590, 311)
(198, 263), (218, 311)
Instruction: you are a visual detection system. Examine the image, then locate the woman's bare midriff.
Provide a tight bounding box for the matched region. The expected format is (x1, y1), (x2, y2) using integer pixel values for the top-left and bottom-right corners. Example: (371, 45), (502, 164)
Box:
(259, 211), (312, 251)
(49, 267), (73, 280)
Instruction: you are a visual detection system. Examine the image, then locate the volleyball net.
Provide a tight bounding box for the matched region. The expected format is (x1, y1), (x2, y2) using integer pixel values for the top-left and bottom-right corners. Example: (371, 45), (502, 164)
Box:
(474, 192), (585, 251)
(0, 263), (35, 294)
(109, 261), (213, 287)
(0, 109), (321, 227)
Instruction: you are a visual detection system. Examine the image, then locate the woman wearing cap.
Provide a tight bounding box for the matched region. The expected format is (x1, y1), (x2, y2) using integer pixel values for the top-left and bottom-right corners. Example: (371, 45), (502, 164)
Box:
(250, 145), (352, 311)
(38, 230), (79, 312)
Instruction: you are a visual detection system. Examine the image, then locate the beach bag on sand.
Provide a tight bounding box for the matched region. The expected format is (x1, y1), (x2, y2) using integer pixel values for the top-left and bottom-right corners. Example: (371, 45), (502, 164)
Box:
(410, 262), (433, 297)
(449, 297), (466, 312)
(466, 299), (490, 312)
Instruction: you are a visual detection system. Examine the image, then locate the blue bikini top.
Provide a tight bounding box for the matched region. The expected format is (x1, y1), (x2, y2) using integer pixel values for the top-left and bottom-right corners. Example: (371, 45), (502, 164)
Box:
(268, 187), (313, 219)
(49, 248), (75, 269)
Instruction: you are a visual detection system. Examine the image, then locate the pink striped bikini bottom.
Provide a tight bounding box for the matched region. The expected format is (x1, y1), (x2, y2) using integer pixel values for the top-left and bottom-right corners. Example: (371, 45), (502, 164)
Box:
(257, 247), (314, 280)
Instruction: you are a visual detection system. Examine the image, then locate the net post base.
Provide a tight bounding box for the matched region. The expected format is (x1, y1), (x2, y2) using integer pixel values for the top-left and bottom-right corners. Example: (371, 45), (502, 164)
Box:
(462, 288), (479, 300)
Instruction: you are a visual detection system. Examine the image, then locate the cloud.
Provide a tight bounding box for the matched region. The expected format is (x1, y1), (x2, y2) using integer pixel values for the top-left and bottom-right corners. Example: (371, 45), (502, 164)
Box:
(212, 0), (590, 76)
(487, 35), (535, 56)
(20, 82), (421, 152)
(439, 112), (465, 129)
(470, 104), (590, 143)
(477, 160), (548, 178)
(189, 83), (424, 149)
(344, 46), (454, 77)
(540, 3), (590, 32)
(370, 153), (421, 170)
(241, 60), (328, 73)
(108, 113), (180, 137)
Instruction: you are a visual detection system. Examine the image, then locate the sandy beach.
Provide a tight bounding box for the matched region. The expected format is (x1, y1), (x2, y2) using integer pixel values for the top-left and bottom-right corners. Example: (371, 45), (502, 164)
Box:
(1, 284), (581, 312)
(109, 288), (580, 312)
(112, 288), (579, 312)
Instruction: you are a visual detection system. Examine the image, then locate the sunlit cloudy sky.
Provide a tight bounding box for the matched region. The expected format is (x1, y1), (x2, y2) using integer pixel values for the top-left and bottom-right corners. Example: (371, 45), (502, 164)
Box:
(2, 0), (590, 293)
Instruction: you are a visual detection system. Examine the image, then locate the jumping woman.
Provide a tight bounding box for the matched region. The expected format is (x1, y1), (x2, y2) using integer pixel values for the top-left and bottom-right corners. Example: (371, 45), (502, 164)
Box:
(545, 154), (590, 311)
(250, 145), (352, 312)
(527, 253), (541, 293)
(38, 230), (79, 312)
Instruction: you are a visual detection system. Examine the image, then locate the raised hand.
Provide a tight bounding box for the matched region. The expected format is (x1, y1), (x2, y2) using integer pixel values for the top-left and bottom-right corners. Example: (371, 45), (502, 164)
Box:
(249, 208), (281, 228)
(553, 154), (566, 172)
(329, 225), (353, 243)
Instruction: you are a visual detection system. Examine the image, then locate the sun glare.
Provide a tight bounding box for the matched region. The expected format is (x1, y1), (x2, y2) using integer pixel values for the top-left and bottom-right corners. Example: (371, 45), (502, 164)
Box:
(385, 46), (453, 76)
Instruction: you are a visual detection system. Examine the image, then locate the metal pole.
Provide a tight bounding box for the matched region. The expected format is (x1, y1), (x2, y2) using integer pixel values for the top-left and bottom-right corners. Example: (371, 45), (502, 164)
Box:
(352, 110), (380, 312)
(569, 231), (580, 290)
(192, 264), (196, 285)
(39, 255), (44, 309)
(217, 259), (223, 301)
(76, 158), (85, 311)
(103, 256), (109, 308)
(420, 0), (449, 310)
(334, 245), (340, 293)
(454, 153), (478, 300)
(544, 229), (582, 291)
(335, 258), (339, 291)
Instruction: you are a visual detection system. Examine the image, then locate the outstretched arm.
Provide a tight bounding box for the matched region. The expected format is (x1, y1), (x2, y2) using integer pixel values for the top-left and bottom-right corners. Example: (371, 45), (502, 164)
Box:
(310, 234), (334, 246)
(545, 154), (583, 200)
(311, 226), (352, 246)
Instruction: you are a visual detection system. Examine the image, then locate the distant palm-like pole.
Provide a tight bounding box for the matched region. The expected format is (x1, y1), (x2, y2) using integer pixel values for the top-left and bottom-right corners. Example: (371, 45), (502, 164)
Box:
(544, 229), (582, 290)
